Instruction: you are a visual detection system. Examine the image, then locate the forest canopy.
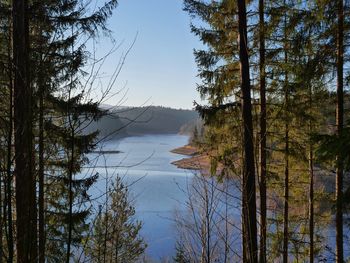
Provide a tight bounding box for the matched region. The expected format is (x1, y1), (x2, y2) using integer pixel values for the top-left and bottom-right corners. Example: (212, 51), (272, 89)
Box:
(0, 0), (349, 262)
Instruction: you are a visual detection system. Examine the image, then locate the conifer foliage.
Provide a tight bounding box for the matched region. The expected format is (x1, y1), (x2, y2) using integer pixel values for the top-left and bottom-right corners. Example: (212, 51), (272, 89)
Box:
(0, 0), (350, 262)
(87, 177), (146, 263)
(0, 0), (148, 262)
(184, 0), (350, 262)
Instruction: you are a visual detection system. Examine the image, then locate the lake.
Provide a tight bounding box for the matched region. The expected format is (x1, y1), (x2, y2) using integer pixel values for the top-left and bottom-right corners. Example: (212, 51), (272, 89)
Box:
(90, 134), (195, 260)
(88, 134), (349, 262)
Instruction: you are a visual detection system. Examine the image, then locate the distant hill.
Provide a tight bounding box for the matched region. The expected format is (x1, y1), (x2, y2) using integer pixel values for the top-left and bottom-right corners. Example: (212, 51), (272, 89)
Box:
(85, 106), (199, 139)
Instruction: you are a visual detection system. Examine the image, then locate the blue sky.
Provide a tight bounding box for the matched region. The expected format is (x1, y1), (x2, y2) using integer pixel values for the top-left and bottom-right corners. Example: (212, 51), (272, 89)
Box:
(96, 0), (202, 109)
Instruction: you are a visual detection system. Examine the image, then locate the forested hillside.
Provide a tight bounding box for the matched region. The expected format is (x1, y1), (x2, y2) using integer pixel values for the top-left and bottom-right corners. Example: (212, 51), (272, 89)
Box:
(85, 106), (199, 138)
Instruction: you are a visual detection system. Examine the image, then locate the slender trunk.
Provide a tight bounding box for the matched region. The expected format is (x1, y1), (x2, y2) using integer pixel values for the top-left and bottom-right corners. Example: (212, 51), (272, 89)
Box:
(38, 88), (45, 263)
(6, 75), (14, 263)
(283, 118), (289, 263)
(0, 161), (2, 263)
(29, 13), (37, 263)
(66, 129), (74, 263)
(237, 1), (258, 262)
(114, 229), (119, 263)
(66, 26), (75, 263)
(206, 187), (211, 263)
(201, 218), (206, 262)
(6, 16), (14, 262)
(308, 81), (314, 262)
(335, 0), (344, 262)
(309, 137), (314, 262)
(283, 48), (289, 263)
(103, 175), (108, 263)
(242, 194), (247, 262)
(3, 133), (7, 263)
(13, 0), (35, 261)
(224, 182), (229, 263)
(282, 12), (289, 263)
(37, 24), (46, 263)
(259, 0), (267, 262)
(0, 137), (3, 263)
(111, 223), (116, 263)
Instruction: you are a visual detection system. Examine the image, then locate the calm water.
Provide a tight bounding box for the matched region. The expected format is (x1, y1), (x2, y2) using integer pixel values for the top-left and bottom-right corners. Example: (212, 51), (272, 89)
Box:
(87, 134), (349, 261)
(89, 134), (194, 260)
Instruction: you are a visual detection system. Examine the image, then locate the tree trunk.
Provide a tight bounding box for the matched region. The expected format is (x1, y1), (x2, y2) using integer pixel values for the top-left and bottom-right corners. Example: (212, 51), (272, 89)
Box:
(242, 191), (247, 262)
(309, 138), (314, 262)
(282, 13), (289, 263)
(66, 129), (74, 263)
(309, 84), (314, 262)
(0, 132), (3, 263)
(335, 0), (344, 262)
(66, 26), (75, 263)
(283, 117), (289, 263)
(6, 16), (14, 262)
(103, 176), (109, 263)
(13, 0), (36, 261)
(6, 73), (14, 263)
(259, 0), (267, 262)
(38, 88), (45, 263)
(237, 1), (258, 262)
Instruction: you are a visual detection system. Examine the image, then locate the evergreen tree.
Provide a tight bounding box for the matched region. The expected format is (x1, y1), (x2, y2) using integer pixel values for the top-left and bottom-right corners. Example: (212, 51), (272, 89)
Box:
(335, 1), (344, 261)
(184, 0), (345, 262)
(258, 0), (267, 261)
(0, 1), (14, 260)
(87, 177), (146, 263)
(237, 0), (258, 261)
(1, 0), (119, 261)
(12, 0), (37, 261)
(173, 242), (190, 263)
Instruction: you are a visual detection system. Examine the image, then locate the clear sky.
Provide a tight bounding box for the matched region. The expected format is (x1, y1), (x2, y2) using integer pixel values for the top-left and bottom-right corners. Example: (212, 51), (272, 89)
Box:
(97, 0), (202, 109)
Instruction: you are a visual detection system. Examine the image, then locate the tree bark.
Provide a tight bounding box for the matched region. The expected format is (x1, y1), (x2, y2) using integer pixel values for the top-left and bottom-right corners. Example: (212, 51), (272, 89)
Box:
(66, 129), (74, 263)
(282, 44), (289, 263)
(259, 0), (267, 262)
(335, 0), (344, 262)
(13, 0), (36, 261)
(308, 82), (314, 262)
(38, 87), (45, 263)
(6, 72), (14, 263)
(66, 26), (75, 263)
(237, 1), (258, 262)
(309, 137), (314, 263)
(241, 185), (247, 261)
(283, 116), (289, 263)
(6, 16), (14, 262)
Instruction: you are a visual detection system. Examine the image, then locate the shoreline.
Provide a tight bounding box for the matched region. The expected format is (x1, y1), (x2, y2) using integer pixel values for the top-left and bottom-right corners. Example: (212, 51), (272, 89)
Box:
(170, 145), (198, 156)
(170, 145), (221, 175)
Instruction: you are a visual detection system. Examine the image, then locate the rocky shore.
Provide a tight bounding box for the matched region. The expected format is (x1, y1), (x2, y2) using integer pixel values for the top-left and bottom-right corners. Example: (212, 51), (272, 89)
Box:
(170, 145), (221, 175)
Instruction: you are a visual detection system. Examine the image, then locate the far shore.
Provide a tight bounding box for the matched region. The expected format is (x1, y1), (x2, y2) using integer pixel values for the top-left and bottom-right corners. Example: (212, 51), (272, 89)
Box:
(89, 150), (122, 154)
(171, 145), (221, 175)
(170, 145), (198, 156)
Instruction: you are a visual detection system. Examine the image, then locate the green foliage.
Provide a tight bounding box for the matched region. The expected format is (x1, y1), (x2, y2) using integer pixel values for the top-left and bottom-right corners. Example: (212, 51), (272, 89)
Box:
(185, 0), (346, 261)
(87, 177), (146, 262)
(316, 123), (350, 207)
(0, 0), (119, 261)
(173, 242), (190, 263)
(316, 124), (350, 170)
